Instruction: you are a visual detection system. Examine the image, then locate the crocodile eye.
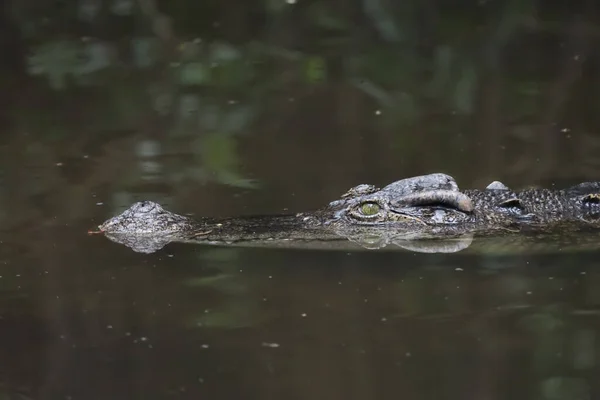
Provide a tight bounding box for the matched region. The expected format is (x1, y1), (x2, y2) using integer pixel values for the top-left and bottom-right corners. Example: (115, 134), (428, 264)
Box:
(347, 201), (385, 222)
(360, 202), (380, 216)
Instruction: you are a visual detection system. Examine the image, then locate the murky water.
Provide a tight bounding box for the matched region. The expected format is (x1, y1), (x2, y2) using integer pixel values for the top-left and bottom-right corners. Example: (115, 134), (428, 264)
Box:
(0, 197), (599, 399)
(2, 0), (600, 398)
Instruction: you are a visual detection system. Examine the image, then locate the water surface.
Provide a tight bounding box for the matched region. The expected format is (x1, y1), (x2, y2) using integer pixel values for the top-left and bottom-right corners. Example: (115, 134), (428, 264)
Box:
(2, 0), (600, 398)
(1, 213), (599, 399)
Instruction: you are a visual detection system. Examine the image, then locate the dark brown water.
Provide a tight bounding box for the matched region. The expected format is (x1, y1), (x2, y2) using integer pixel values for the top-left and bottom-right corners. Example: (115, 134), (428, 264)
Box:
(2, 185), (600, 400)
(2, 0), (600, 398)
(0, 219), (600, 399)
(4, 219), (600, 400)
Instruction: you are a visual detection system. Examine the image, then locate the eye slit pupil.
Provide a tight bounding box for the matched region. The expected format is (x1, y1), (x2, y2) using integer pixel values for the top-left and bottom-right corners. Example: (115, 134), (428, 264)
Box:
(360, 202), (380, 216)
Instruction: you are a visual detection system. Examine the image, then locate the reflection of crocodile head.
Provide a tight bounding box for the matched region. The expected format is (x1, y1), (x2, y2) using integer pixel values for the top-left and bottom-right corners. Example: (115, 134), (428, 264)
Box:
(94, 173), (600, 254)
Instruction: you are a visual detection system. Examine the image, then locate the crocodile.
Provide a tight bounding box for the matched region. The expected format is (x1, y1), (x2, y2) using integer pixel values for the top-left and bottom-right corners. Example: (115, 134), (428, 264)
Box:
(92, 173), (600, 254)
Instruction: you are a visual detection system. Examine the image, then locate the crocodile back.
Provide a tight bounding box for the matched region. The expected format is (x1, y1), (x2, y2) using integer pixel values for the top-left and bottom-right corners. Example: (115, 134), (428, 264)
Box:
(464, 184), (600, 224)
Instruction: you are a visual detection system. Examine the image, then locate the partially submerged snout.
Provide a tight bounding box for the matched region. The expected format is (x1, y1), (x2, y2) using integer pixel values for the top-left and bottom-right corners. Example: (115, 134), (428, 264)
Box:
(97, 201), (194, 235)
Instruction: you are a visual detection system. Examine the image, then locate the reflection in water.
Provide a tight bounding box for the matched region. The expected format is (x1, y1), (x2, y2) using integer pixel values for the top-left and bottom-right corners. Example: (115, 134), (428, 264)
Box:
(1, 222), (599, 399)
(3, 0), (600, 398)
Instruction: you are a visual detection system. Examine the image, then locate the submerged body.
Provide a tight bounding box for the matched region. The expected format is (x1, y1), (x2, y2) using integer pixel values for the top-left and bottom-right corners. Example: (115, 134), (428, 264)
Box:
(94, 173), (600, 253)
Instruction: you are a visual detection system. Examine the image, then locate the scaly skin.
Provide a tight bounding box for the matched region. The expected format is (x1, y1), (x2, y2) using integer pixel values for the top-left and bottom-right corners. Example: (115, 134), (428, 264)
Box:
(93, 173), (600, 253)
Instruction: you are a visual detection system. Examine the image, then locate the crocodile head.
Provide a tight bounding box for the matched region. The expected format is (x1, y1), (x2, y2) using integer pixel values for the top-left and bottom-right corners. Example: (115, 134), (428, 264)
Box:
(307, 174), (479, 239)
